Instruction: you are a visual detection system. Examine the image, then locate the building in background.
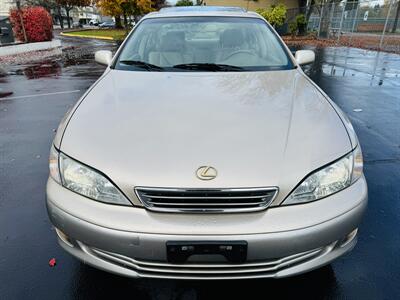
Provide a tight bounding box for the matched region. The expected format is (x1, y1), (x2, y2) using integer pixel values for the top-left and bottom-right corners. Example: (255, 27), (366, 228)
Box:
(52, 5), (103, 28)
(70, 6), (102, 25)
(0, 0), (15, 17)
(204, 0), (299, 11)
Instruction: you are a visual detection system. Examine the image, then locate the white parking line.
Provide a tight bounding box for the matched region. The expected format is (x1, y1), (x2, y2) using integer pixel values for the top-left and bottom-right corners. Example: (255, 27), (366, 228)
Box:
(1, 90), (81, 100)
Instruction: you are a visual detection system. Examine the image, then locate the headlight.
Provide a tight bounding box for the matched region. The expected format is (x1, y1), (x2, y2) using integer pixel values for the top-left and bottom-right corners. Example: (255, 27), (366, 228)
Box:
(49, 147), (131, 206)
(283, 146), (363, 205)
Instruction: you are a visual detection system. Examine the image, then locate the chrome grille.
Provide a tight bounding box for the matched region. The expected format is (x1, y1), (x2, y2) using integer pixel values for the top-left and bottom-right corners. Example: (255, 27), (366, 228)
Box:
(83, 244), (326, 280)
(134, 187), (278, 213)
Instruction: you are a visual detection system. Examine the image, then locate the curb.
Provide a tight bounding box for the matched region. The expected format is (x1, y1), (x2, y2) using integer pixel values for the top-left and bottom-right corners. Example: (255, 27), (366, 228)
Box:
(60, 32), (114, 40)
(0, 39), (62, 57)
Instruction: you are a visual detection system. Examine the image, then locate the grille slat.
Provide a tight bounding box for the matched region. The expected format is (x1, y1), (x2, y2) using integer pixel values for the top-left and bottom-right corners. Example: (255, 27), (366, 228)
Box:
(141, 194), (270, 200)
(135, 187), (278, 213)
(86, 245), (325, 279)
(149, 201), (266, 207)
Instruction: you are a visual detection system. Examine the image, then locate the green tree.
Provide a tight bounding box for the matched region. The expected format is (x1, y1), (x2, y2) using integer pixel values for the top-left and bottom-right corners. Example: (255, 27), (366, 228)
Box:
(96, 0), (124, 28)
(296, 13), (307, 35)
(121, 0), (157, 28)
(56, 0), (91, 28)
(152, 0), (166, 10)
(96, 0), (156, 29)
(176, 0), (193, 7)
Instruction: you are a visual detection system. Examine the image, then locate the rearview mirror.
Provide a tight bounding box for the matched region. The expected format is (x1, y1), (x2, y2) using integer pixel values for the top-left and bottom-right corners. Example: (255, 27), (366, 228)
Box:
(95, 50), (112, 66)
(295, 50), (315, 66)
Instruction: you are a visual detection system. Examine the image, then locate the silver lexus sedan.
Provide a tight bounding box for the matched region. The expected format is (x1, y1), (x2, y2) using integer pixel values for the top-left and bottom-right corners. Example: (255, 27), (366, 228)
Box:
(46, 6), (367, 279)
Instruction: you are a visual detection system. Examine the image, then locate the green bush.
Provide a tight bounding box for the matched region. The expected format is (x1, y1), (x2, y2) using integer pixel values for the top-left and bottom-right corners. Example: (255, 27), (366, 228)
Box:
(289, 21), (298, 36)
(256, 4), (287, 28)
(288, 14), (307, 36)
(296, 14), (307, 26)
(176, 0), (193, 6)
(295, 14), (307, 35)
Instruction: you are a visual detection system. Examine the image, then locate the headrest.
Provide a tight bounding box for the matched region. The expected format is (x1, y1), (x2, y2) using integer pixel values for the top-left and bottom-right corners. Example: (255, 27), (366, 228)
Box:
(220, 29), (244, 48)
(160, 31), (185, 51)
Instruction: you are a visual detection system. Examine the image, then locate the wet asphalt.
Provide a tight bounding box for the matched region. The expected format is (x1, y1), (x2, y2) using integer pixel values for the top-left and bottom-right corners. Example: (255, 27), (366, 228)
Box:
(0, 36), (399, 299)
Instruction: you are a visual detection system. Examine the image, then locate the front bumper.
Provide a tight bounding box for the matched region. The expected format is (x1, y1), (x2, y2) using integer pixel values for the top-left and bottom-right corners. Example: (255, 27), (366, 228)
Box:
(46, 176), (367, 279)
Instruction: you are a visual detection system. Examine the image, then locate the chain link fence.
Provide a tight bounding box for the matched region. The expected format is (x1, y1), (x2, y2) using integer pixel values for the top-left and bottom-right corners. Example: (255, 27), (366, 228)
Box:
(286, 0), (400, 53)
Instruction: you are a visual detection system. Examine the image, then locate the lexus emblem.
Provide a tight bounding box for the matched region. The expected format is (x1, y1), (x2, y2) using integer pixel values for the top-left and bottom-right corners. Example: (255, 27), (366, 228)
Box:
(196, 166), (217, 180)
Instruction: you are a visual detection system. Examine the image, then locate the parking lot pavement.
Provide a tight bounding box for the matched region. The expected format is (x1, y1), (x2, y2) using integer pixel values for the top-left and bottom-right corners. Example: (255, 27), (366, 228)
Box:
(0, 39), (399, 299)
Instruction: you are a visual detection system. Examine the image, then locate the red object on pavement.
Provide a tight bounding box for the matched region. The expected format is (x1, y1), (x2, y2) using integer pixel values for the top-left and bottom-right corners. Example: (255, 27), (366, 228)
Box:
(49, 258), (56, 267)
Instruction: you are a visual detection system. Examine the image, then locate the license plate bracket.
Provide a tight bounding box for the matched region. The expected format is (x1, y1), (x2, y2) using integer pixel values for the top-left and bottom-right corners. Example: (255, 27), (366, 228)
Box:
(166, 241), (247, 264)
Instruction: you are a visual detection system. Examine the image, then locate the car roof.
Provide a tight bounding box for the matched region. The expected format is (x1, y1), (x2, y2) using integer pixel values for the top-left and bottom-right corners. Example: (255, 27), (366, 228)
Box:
(143, 6), (261, 19)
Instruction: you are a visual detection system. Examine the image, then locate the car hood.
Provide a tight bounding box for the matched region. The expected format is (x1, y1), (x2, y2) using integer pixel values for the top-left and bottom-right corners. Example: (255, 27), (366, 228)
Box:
(61, 69), (352, 205)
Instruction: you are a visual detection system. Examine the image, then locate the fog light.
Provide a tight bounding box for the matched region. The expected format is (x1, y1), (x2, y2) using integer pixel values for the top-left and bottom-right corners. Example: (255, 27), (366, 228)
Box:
(340, 228), (358, 248)
(55, 228), (74, 248)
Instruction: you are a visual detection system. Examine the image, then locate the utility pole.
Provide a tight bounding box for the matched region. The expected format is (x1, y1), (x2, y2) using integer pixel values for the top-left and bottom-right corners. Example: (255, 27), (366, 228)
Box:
(15, 0), (27, 43)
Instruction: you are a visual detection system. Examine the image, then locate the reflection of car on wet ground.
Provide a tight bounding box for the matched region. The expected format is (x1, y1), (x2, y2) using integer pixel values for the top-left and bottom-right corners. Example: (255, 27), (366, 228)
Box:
(99, 21), (115, 28)
(46, 6), (367, 280)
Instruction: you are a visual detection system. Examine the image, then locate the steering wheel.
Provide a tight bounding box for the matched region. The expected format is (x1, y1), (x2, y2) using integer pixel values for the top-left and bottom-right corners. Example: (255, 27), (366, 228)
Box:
(223, 50), (258, 61)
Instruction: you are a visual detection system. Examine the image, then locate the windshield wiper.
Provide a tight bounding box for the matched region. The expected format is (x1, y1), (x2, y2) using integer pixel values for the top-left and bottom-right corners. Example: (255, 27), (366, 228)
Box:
(119, 60), (164, 71)
(172, 63), (244, 72)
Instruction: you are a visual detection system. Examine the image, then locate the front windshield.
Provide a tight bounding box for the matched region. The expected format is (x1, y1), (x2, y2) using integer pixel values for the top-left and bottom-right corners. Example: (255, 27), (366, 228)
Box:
(115, 17), (294, 72)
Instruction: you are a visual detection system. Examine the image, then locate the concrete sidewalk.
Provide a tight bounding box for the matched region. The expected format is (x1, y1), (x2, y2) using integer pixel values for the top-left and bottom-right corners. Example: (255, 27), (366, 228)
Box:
(0, 39), (62, 57)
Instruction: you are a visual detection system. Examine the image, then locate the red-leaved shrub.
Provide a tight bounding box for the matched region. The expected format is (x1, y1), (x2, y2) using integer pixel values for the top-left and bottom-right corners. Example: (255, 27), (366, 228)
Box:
(10, 6), (53, 43)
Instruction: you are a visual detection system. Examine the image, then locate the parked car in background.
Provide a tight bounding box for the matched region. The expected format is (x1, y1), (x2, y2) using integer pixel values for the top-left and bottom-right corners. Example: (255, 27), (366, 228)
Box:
(99, 21), (115, 28)
(0, 26), (8, 37)
(89, 19), (99, 26)
(47, 6), (367, 280)
(72, 21), (83, 29)
(0, 16), (14, 44)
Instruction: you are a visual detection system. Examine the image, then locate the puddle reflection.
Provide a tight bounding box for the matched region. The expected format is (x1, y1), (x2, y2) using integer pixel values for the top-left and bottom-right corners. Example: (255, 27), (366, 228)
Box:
(2, 42), (117, 81)
(294, 46), (400, 87)
(21, 61), (61, 80)
(0, 73), (13, 98)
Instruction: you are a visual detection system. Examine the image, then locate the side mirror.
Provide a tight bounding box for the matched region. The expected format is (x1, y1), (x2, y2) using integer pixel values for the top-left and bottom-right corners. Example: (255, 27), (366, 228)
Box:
(95, 50), (112, 66)
(295, 50), (315, 65)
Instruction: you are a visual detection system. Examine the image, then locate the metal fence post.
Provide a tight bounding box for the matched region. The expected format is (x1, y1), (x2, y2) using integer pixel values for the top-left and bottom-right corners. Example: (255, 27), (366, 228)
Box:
(317, 4), (324, 38)
(348, 1), (360, 45)
(338, 0), (348, 42)
(380, 0), (394, 49)
(328, 2), (336, 38)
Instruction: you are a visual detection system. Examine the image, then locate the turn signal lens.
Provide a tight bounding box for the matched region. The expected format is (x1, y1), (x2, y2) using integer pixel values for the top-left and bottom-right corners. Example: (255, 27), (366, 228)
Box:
(49, 146), (61, 184)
